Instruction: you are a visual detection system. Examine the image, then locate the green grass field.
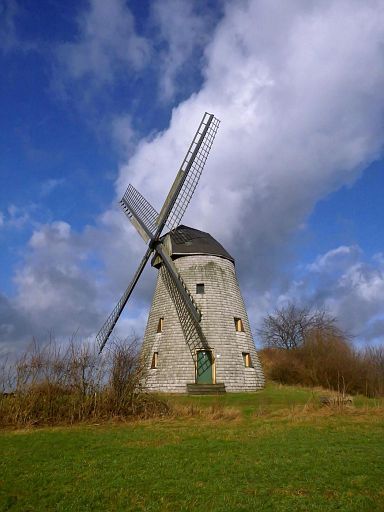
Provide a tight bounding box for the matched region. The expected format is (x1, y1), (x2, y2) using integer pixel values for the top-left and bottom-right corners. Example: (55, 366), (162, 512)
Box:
(1, 384), (383, 511)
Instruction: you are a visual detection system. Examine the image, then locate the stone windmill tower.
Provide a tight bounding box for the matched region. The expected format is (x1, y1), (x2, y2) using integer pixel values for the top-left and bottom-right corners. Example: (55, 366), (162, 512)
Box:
(96, 113), (264, 393)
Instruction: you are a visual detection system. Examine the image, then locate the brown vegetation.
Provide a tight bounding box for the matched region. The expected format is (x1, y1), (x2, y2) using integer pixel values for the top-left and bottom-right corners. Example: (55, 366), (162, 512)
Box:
(171, 402), (242, 421)
(0, 338), (169, 427)
(258, 303), (384, 397)
(259, 333), (384, 397)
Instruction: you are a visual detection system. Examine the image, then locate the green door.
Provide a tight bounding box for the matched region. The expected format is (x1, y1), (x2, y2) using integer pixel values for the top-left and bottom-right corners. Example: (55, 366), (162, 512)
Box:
(196, 351), (213, 384)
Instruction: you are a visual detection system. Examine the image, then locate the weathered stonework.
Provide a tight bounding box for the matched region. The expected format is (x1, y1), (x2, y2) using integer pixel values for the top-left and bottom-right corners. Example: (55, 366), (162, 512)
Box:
(142, 253), (265, 393)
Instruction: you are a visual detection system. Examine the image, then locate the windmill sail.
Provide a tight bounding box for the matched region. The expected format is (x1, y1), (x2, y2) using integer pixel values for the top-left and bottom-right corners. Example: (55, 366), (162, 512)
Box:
(120, 184), (159, 243)
(96, 112), (219, 355)
(156, 113), (220, 232)
(96, 246), (153, 353)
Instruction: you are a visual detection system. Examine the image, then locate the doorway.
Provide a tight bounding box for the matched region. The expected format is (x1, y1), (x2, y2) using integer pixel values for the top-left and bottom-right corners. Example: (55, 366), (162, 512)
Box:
(196, 350), (214, 384)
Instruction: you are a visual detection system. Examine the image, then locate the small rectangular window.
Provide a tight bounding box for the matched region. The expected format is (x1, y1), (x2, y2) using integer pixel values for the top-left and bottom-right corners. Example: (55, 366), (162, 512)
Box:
(196, 283), (205, 294)
(242, 352), (252, 368)
(157, 317), (164, 333)
(151, 352), (158, 369)
(234, 317), (244, 332)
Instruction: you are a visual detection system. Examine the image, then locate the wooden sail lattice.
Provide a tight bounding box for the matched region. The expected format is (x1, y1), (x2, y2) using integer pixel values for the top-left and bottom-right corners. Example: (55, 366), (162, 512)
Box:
(165, 115), (220, 232)
(96, 113), (220, 362)
(160, 266), (212, 377)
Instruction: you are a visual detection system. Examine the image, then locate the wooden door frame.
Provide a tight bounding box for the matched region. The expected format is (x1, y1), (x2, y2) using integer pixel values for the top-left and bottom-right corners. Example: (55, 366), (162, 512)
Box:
(195, 349), (216, 384)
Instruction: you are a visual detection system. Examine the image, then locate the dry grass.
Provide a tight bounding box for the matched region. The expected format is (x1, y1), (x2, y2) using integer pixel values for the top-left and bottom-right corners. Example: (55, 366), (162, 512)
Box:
(0, 338), (170, 427)
(259, 400), (384, 424)
(2, 334), (383, 430)
(171, 402), (242, 421)
(259, 338), (384, 398)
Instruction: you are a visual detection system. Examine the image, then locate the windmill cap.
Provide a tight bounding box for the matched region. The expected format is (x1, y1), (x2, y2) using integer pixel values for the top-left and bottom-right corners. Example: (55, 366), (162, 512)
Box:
(151, 225), (234, 268)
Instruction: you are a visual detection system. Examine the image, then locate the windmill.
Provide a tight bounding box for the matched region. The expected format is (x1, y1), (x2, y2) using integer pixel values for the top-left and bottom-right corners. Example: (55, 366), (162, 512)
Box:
(96, 113), (264, 393)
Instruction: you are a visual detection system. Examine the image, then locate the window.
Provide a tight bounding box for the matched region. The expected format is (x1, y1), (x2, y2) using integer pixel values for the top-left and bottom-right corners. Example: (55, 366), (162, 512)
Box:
(157, 317), (164, 333)
(196, 283), (205, 294)
(151, 352), (158, 369)
(242, 352), (252, 368)
(234, 317), (244, 332)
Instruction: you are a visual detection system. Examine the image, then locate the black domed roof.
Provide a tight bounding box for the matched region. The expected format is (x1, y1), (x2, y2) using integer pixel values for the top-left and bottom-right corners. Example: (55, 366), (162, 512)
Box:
(152, 225), (234, 268)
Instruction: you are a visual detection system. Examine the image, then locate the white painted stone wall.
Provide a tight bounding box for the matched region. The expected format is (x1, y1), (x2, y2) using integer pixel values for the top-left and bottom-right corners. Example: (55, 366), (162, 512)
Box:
(141, 254), (265, 392)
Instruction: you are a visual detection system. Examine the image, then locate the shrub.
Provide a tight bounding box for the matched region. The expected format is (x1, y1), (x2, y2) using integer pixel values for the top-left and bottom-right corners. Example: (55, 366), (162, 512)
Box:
(360, 346), (384, 397)
(259, 348), (308, 385)
(259, 334), (384, 397)
(297, 329), (359, 392)
(0, 338), (170, 427)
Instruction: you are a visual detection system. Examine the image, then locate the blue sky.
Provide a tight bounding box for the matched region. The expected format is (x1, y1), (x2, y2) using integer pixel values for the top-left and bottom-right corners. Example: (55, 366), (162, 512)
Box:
(1, 0), (384, 353)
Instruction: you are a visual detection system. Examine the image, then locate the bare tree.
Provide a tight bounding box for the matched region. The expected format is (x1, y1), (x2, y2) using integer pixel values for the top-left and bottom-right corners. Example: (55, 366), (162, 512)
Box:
(257, 303), (340, 350)
(108, 338), (147, 415)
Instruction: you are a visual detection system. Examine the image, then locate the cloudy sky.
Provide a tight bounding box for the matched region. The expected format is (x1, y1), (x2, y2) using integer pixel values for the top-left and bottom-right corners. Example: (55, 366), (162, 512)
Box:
(1, 0), (384, 354)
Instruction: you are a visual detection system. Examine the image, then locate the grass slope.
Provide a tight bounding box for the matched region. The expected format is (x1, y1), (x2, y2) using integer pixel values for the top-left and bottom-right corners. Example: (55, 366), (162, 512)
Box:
(1, 384), (383, 512)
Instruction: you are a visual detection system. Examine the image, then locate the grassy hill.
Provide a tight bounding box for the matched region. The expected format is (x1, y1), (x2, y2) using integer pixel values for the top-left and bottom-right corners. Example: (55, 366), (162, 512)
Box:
(1, 383), (383, 511)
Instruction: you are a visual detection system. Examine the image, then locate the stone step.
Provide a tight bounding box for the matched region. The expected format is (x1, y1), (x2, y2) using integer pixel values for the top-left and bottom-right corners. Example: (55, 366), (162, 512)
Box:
(186, 383), (226, 395)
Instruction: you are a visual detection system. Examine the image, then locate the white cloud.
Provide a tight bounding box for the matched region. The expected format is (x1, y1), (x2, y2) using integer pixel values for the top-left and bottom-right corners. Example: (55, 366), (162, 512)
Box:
(111, 114), (137, 155)
(274, 245), (384, 343)
(325, 256), (384, 342)
(0, 0), (26, 53)
(0, 0), (34, 53)
(6, 204), (30, 229)
(1, 220), (106, 349)
(0, 205), (36, 234)
(113, 0), (384, 343)
(2, 0), (384, 350)
(151, 0), (216, 100)
(40, 178), (65, 197)
(0, 0), (18, 53)
(338, 263), (384, 304)
(307, 246), (361, 273)
(116, 0), (384, 293)
(15, 222), (97, 317)
(57, 0), (150, 86)
(0, 211), (154, 351)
